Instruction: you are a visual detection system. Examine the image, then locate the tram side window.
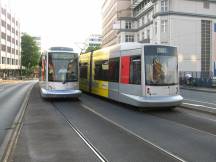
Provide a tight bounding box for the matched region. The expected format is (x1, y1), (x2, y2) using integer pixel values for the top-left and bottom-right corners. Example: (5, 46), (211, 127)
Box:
(108, 58), (119, 82)
(130, 56), (141, 85)
(80, 63), (88, 79)
(94, 60), (108, 81)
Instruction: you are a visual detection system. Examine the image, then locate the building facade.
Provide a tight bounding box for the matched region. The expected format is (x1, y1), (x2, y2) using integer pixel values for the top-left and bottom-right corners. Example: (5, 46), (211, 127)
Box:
(102, 0), (131, 47)
(85, 34), (102, 49)
(102, 0), (216, 78)
(0, 4), (21, 79)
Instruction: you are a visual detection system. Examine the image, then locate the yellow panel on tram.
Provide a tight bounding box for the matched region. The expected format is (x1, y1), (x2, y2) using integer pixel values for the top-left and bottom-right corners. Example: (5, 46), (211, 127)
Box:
(91, 48), (109, 97)
(79, 52), (91, 92)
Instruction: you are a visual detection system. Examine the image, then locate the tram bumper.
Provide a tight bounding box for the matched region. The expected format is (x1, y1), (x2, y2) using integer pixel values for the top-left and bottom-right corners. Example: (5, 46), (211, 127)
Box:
(41, 88), (82, 98)
(121, 93), (183, 108)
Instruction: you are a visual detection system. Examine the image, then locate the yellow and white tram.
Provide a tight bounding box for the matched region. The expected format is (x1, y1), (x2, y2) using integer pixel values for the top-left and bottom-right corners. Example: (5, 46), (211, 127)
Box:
(79, 43), (183, 108)
(39, 47), (81, 98)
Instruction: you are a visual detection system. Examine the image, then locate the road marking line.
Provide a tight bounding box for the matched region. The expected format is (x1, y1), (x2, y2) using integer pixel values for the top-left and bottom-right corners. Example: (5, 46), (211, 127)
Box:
(183, 103), (216, 110)
(184, 99), (216, 106)
(81, 103), (187, 162)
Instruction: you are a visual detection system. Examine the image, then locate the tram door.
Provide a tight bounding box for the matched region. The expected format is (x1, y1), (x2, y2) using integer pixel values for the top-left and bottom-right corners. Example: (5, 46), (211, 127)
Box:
(119, 49), (142, 102)
(108, 50), (120, 101)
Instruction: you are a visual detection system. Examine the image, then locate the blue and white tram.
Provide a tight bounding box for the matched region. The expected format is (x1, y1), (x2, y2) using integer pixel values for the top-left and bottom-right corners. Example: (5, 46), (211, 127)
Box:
(39, 47), (81, 98)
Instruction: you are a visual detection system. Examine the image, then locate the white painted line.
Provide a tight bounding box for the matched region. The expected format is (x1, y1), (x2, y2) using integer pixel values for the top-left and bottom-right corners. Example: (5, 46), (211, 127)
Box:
(81, 103), (187, 162)
(183, 103), (216, 110)
(183, 103), (202, 107)
(184, 99), (216, 106)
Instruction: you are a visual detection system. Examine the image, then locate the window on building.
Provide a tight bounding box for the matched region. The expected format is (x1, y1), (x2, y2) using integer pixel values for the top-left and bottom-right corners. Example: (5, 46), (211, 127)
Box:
(7, 58), (10, 64)
(12, 48), (15, 54)
(129, 56), (141, 85)
(1, 45), (6, 51)
(161, 0), (168, 12)
(1, 32), (6, 39)
(2, 57), (6, 64)
(7, 35), (11, 42)
(161, 20), (168, 33)
(203, 1), (209, 9)
(147, 13), (150, 23)
(147, 29), (150, 39)
(16, 40), (18, 45)
(142, 31), (145, 40)
(125, 35), (134, 42)
(7, 24), (11, 31)
(155, 21), (157, 34)
(7, 47), (11, 53)
(142, 16), (145, 25)
(108, 58), (119, 82)
(16, 30), (18, 36)
(94, 60), (108, 81)
(139, 18), (142, 27)
(125, 21), (132, 29)
(12, 38), (15, 44)
(79, 62), (88, 79)
(1, 20), (6, 27)
(137, 33), (140, 41)
(7, 13), (11, 19)
(12, 28), (15, 33)
(16, 60), (18, 65)
(1, 8), (6, 15)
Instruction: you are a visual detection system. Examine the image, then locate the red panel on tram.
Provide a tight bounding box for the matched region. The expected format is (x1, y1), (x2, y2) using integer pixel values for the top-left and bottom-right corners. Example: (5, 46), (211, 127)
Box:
(120, 56), (130, 84)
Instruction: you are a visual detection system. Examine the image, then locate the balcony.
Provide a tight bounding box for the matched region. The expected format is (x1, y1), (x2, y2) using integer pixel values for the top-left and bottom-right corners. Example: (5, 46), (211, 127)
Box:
(131, 0), (143, 9)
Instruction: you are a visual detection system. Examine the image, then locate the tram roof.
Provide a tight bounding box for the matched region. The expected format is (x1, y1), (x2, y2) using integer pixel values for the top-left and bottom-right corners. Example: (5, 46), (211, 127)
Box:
(47, 47), (79, 53)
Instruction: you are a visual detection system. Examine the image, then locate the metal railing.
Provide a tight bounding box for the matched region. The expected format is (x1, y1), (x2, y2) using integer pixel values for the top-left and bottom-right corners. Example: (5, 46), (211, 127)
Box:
(179, 71), (215, 87)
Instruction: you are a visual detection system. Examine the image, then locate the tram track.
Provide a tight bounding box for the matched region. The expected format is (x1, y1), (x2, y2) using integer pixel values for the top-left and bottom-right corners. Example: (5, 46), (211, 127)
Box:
(51, 102), (108, 162)
(147, 107), (216, 137)
(52, 101), (186, 162)
(76, 93), (216, 162)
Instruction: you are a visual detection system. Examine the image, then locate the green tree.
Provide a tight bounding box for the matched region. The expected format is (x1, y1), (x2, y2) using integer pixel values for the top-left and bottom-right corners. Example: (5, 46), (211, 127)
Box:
(85, 45), (101, 53)
(21, 33), (40, 76)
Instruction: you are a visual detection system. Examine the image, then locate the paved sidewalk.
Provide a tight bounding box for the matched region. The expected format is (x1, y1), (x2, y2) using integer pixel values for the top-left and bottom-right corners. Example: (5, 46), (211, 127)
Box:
(0, 80), (24, 84)
(10, 84), (99, 162)
(180, 85), (216, 93)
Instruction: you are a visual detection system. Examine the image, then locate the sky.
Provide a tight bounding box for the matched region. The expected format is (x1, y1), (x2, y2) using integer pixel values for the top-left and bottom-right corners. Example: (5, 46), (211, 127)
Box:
(3, 0), (102, 51)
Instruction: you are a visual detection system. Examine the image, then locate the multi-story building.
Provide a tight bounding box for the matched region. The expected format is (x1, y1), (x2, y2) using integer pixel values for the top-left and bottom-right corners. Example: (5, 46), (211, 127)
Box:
(0, 4), (21, 78)
(102, 0), (131, 47)
(85, 34), (102, 49)
(102, 0), (216, 78)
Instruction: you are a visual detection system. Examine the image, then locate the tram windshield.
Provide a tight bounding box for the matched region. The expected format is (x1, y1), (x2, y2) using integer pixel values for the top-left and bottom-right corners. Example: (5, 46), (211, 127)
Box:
(145, 46), (178, 86)
(48, 53), (78, 82)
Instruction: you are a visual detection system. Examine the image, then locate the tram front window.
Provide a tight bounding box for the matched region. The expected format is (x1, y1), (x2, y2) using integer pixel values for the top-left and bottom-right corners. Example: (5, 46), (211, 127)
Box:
(48, 53), (78, 82)
(145, 46), (178, 86)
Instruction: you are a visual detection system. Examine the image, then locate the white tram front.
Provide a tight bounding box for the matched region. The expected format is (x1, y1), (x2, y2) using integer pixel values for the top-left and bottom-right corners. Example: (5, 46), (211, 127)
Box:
(39, 47), (81, 98)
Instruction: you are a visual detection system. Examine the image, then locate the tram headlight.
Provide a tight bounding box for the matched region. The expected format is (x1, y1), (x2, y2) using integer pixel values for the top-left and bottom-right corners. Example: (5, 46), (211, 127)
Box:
(176, 87), (179, 94)
(147, 87), (151, 96)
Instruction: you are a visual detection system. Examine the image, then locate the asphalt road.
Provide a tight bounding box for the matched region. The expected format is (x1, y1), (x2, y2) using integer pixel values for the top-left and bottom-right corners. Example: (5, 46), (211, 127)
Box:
(0, 82), (34, 148)
(181, 89), (216, 114)
(11, 84), (216, 162)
